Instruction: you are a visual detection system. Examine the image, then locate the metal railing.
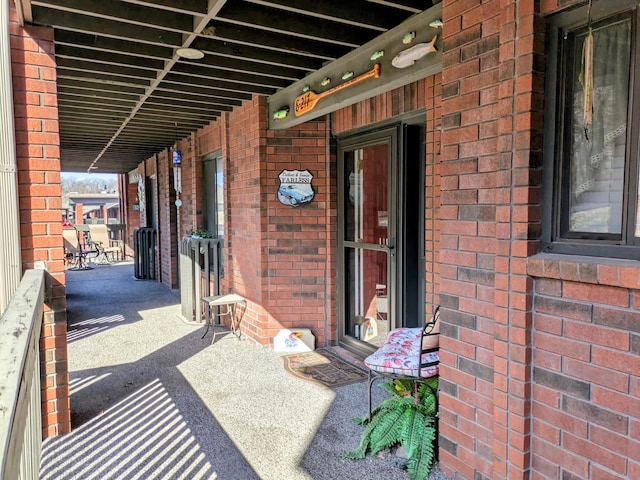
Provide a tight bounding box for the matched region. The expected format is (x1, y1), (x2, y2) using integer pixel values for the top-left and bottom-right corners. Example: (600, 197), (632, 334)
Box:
(0, 269), (46, 480)
(179, 237), (220, 323)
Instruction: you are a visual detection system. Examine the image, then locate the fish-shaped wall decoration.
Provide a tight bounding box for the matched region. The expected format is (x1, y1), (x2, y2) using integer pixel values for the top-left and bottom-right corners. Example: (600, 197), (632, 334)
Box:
(392, 35), (438, 69)
(402, 32), (415, 44)
(273, 106), (290, 120)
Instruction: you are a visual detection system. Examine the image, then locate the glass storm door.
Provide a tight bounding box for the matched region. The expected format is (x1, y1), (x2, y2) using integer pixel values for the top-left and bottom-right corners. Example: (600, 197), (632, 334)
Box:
(338, 125), (424, 353)
(339, 129), (397, 350)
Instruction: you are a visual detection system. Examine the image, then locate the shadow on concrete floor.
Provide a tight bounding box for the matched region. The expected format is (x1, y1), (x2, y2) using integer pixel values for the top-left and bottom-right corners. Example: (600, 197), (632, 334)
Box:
(41, 262), (449, 480)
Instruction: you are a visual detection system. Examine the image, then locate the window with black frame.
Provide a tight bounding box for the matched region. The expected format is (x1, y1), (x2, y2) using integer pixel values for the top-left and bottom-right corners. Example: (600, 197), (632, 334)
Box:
(202, 152), (225, 277)
(543, 0), (640, 259)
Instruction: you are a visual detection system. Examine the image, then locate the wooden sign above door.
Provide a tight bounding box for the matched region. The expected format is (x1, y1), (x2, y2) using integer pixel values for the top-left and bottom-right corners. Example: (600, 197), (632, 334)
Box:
(294, 64), (380, 117)
(267, 4), (442, 130)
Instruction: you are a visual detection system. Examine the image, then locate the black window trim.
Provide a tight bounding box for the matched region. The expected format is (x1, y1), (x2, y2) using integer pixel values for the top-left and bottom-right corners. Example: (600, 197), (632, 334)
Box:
(542, 0), (640, 260)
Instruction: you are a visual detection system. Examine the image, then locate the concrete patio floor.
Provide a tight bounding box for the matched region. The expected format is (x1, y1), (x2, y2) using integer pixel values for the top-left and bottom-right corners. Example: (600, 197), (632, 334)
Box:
(40, 262), (448, 480)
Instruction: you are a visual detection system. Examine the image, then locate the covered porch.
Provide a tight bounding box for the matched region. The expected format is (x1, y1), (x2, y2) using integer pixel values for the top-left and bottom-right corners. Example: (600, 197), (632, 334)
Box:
(39, 263), (446, 479)
(5, 0), (640, 478)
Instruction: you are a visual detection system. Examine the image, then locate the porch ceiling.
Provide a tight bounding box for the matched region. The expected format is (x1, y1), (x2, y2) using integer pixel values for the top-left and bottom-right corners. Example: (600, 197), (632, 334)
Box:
(15, 0), (437, 174)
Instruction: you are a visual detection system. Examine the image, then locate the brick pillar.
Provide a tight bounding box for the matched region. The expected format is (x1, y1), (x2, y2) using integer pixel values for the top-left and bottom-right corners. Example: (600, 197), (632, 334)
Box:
(439, 1), (501, 477)
(156, 151), (178, 288)
(439, 0), (542, 478)
(75, 202), (83, 224)
(9, 3), (71, 436)
(125, 178), (139, 252)
(102, 203), (108, 223)
(493, 1), (542, 479)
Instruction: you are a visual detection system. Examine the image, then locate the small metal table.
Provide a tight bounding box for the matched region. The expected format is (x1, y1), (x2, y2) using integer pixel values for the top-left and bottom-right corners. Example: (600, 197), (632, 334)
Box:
(200, 293), (245, 343)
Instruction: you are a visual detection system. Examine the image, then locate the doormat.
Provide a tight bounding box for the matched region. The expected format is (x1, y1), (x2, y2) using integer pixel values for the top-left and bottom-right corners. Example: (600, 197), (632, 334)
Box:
(281, 349), (368, 389)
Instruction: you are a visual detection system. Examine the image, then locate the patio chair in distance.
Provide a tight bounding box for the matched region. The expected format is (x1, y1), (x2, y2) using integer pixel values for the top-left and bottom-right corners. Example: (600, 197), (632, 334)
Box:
(88, 224), (123, 264)
(363, 305), (440, 419)
(62, 228), (93, 270)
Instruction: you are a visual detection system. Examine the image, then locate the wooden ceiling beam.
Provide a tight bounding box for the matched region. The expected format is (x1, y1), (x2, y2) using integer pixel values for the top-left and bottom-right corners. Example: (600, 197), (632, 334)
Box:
(162, 73), (275, 96)
(215, 2), (373, 47)
(189, 36), (320, 71)
(149, 90), (242, 107)
(202, 22), (349, 60)
(32, 0), (193, 32)
(246, 0), (407, 31)
(155, 83), (251, 102)
(55, 45), (166, 71)
(31, 6), (184, 45)
(171, 63), (288, 89)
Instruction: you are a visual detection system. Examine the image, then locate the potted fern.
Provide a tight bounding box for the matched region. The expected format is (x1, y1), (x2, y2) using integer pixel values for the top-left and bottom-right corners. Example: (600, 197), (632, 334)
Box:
(343, 377), (438, 480)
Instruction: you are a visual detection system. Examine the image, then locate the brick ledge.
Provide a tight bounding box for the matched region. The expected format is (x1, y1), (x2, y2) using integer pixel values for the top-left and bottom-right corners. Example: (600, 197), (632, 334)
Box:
(527, 253), (640, 289)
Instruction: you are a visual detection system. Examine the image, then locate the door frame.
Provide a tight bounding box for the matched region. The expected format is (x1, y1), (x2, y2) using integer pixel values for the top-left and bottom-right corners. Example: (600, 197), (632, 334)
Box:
(336, 120), (426, 356)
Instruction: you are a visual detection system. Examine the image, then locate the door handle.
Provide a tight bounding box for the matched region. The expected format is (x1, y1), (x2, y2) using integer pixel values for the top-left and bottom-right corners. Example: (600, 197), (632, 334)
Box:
(387, 239), (396, 257)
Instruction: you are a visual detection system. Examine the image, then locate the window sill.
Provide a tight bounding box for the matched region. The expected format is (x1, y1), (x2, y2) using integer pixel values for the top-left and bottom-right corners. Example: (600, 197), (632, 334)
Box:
(527, 253), (640, 289)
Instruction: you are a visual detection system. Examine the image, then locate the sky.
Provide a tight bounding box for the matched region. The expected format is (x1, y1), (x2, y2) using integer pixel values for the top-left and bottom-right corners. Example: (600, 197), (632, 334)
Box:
(62, 172), (117, 182)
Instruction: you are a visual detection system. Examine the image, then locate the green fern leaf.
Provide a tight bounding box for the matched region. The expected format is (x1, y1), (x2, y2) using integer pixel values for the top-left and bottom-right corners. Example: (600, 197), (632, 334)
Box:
(368, 404), (405, 454)
(401, 408), (425, 459)
(358, 395), (399, 425)
(342, 424), (371, 459)
(342, 447), (367, 460)
(395, 379), (415, 394)
(352, 414), (368, 425)
(376, 395), (405, 413)
(418, 377), (438, 414)
(421, 390), (436, 415)
(406, 418), (437, 480)
(424, 375), (438, 391)
(378, 381), (398, 396)
(343, 405), (388, 459)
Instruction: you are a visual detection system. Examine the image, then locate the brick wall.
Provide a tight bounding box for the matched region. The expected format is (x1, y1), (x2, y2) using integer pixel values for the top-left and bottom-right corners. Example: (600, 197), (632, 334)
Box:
(439, 0), (640, 478)
(333, 77), (438, 134)
(223, 96), (335, 345)
(124, 177), (139, 257)
(129, 135), (209, 291)
(528, 256), (640, 479)
(225, 97), (266, 310)
(439, 0), (533, 477)
(424, 77), (442, 313)
(527, 3), (639, 480)
(74, 202), (83, 224)
(9, 4), (70, 437)
(261, 118), (334, 346)
(178, 134), (203, 235)
(155, 150), (179, 288)
(143, 97), (337, 346)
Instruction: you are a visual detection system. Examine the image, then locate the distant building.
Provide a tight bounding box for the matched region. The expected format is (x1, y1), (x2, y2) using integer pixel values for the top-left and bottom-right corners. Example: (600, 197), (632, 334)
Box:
(65, 193), (120, 224)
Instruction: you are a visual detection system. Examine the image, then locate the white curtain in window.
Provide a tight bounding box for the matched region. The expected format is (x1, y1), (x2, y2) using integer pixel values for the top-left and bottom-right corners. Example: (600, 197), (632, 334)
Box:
(570, 19), (630, 233)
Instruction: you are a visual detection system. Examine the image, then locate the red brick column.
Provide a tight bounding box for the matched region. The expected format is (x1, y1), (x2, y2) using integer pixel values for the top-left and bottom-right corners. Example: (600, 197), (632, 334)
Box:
(493, 1), (542, 478)
(124, 176), (140, 256)
(439, 0), (506, 478)
(156, 151), (179, 288)
(439, 0), (498, 476)
(439, 0), (543, 478)
(9, 4), (70, 436)
(74, 202), (83, 224)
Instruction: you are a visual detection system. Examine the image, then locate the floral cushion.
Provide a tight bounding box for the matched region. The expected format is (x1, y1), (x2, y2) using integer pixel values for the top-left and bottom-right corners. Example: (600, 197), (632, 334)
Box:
(364, 327), (439, 378)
